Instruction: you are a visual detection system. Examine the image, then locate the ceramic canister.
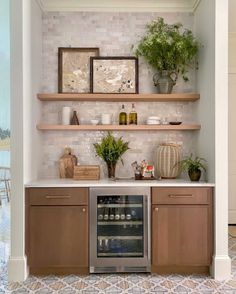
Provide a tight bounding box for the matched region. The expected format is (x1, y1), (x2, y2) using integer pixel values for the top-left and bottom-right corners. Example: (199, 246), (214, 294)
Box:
(62, 107), (71, 125)
(157, 143), (181, 179)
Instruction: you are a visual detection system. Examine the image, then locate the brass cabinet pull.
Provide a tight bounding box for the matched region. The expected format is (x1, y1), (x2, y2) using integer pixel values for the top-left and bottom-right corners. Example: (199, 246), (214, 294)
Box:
(168, 194), (193, 198)
(82, 208), (86, 212)
(45, 195), (71, 199)
(154, 207), (159, 212)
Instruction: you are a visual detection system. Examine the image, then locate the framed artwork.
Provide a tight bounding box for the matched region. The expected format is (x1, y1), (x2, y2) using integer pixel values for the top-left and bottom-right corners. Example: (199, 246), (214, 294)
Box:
(90, 56), (139, 94)
(58, 47), (99, 93)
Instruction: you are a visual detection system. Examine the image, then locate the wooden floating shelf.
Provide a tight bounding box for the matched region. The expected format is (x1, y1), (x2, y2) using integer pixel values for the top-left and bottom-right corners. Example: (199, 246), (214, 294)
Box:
(37, 93), (200, 102)
(37, 124), (201, 131)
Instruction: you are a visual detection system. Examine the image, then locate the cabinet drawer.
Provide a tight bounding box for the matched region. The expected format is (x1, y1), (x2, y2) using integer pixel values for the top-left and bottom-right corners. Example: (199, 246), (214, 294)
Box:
(27, 188), (88, 206)
(152, 187), (212, 205)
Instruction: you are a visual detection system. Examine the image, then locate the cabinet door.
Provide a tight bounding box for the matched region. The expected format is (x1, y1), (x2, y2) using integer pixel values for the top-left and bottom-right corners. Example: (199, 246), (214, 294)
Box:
(152, 205), (212, 267)
(29, 205), (88, 273)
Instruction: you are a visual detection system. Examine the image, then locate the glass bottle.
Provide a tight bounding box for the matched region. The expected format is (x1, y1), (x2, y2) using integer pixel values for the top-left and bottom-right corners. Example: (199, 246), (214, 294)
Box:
(129, 103), (137, 125)
(119, 104), (127, 125)
(70, 111), (79, 125)
(104, 207), (109, 221)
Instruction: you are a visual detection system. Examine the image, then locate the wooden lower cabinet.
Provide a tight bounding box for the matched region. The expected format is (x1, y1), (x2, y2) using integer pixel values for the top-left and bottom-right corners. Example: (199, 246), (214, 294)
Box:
(151, 187), (213, 274)
(26, 188), (89, 275)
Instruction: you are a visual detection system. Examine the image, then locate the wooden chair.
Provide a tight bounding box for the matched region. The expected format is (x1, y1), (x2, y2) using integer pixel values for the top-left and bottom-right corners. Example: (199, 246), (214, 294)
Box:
(0, 166), (11, 202)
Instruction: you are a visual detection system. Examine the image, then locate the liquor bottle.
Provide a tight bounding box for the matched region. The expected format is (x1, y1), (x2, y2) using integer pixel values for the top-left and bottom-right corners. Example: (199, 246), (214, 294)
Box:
(129, 103), (137, 125)
(104, 208), (109, 221)
(109, 208), (115, 220)
(98, 208), (104, 220)
(115, 208), (120, 220)
(119, 104), (127, 125)
(126, 208), (131, 220)
(70, 111), (79, 125)
(120, 208), (126, 220)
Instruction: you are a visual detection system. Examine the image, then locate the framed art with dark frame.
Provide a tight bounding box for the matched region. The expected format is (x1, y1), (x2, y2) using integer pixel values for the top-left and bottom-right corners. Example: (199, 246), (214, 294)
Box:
(90, 56), (139, 94)
(58, 47), (99, 93)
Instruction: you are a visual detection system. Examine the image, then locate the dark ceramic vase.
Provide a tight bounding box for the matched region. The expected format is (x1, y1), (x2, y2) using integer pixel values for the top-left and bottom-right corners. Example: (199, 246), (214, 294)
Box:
(107, 162), (116, 178)
(188, 169), (201, 181)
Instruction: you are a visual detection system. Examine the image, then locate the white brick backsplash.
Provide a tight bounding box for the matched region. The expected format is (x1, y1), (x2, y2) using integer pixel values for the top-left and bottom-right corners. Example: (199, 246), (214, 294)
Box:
(40, 11), (198, 178)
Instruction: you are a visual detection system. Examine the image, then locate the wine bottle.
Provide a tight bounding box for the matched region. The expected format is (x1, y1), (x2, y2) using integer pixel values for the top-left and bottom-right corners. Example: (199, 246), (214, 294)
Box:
(70, 111), (79, 125)
(119, 104), (127, 125)
(129, 103), (137, 125)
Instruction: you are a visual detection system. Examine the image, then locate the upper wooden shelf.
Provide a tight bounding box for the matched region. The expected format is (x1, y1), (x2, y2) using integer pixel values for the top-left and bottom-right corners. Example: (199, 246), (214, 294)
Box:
(37, 124), (201, 131)
(37, 93), (200, 102)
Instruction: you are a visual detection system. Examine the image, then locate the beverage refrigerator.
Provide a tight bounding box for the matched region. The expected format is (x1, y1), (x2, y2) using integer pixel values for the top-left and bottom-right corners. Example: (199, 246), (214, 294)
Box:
(89, 187), (150, 273)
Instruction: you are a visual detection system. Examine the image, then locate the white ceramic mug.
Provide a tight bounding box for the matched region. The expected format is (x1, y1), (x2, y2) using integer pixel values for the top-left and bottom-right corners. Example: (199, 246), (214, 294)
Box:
(101, 113), (112, 125)
(62, 107), (71, 125)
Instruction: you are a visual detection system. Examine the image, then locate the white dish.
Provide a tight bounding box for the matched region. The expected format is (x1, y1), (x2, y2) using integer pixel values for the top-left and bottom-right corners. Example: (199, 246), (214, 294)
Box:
(91, 119), (99, 125)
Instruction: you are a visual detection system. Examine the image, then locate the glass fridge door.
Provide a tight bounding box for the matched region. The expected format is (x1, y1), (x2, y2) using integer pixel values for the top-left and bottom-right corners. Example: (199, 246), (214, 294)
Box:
(96, 195), (144, 258)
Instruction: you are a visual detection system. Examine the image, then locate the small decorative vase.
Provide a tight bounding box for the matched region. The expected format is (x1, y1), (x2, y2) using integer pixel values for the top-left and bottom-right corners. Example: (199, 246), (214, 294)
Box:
(107, 162), (116, 178)
(188, 169), (201, 181)
(153, 70), (178, 94)
(157, 143), (181, 179)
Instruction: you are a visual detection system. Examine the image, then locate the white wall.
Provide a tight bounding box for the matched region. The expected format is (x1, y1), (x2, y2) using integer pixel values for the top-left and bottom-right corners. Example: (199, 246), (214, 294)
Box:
(195, 0), (231, 280)
(8, 0), (42, 281)
(195, 0), (215, 183)
(228, 1), (236, 223)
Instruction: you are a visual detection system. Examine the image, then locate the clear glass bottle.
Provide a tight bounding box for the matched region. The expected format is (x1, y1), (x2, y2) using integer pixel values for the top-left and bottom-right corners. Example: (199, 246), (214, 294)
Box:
(119, 104), (127, 125)
(129, 103), (137, 125)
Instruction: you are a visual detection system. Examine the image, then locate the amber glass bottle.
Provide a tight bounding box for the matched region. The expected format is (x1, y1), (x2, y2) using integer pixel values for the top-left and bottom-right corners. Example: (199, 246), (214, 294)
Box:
(129, 103), (137, 125)
(119, 104), (127, 125)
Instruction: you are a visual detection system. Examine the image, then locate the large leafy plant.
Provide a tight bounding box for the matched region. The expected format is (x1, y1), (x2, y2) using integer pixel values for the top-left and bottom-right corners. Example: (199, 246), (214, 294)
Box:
(93, 132), (129, 164)
(179, 154), (206, 173)
(134, 17), (200, 81)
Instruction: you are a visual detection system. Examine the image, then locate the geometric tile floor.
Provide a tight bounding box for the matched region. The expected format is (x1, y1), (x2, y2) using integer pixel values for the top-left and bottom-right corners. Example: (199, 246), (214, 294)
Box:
(1, 200), (236, 293)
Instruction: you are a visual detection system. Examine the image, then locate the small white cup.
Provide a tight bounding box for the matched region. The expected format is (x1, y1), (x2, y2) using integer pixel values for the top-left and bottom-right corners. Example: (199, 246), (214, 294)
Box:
(101, 114), (112, 125)
(62, 107), (72, 125)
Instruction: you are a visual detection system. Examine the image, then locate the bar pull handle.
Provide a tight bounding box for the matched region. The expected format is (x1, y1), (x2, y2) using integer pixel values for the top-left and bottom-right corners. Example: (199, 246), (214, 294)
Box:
(168, 194), (193, 198)
(45, 195), (71, 199)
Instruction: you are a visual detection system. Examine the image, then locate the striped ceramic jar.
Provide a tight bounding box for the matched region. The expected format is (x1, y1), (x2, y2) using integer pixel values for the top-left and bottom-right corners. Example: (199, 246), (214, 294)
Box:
(157, 143), (181, 179)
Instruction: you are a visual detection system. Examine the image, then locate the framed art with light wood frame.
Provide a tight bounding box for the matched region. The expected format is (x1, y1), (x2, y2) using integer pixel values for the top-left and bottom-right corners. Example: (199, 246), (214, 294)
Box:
(90, 56), (139, 94)
(58, 47), (99, 93)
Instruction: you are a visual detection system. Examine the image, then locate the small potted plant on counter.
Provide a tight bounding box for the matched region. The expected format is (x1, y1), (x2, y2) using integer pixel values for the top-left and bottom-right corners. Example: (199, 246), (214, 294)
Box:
(134, 17), (201, 93)
(93, 132), (129, 178)
(179, 154), (207, 181)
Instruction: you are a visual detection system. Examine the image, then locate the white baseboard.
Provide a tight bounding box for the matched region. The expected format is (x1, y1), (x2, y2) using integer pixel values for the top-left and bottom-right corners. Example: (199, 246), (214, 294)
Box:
(8, 256), (28, 282)
(228, 210), (236, 224)
(211, 255), (231, 280)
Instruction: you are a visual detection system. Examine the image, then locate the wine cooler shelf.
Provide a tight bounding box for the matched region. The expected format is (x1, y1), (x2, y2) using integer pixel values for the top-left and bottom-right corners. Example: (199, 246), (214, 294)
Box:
(98, 221), (143, 226)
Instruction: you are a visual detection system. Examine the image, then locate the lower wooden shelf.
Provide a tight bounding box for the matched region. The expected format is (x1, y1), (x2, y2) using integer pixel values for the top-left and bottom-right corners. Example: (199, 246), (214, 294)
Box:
(37, 124), (201, 131)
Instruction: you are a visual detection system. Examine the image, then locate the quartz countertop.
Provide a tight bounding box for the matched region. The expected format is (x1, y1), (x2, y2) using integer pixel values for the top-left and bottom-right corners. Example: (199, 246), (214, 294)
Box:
(25, 178), (215, 188)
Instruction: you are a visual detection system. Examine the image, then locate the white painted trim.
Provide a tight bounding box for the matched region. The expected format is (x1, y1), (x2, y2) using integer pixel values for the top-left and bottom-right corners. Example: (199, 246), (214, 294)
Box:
(214, 0), (231, 280)
(38, 0), (200, 13)
(211, 255), (232, 280)
(229, 210), (236, 224)
(8, 256), (28, 282)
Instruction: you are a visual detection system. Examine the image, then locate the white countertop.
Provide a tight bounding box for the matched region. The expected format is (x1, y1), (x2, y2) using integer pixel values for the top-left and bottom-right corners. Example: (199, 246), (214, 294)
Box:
(25, 178), (215, 188)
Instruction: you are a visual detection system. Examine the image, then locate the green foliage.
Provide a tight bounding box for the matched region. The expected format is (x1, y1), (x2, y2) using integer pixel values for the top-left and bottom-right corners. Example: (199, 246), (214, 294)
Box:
(93, 132), (129, 164)
(134, 17), (201, 81)
(0, 128), (10, 140)
(179, 154), (207, 173)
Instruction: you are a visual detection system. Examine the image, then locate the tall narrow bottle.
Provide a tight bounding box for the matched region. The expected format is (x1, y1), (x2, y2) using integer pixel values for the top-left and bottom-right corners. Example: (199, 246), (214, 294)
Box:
(119, 104), (127, 125)
(129, 103), (137, 125)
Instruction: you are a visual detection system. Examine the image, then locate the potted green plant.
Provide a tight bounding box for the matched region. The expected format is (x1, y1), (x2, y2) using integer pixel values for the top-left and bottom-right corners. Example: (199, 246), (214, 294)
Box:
(179, 154), (206, 181)
(134, 17), (200, 93)
(93, 132), (130, 178)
